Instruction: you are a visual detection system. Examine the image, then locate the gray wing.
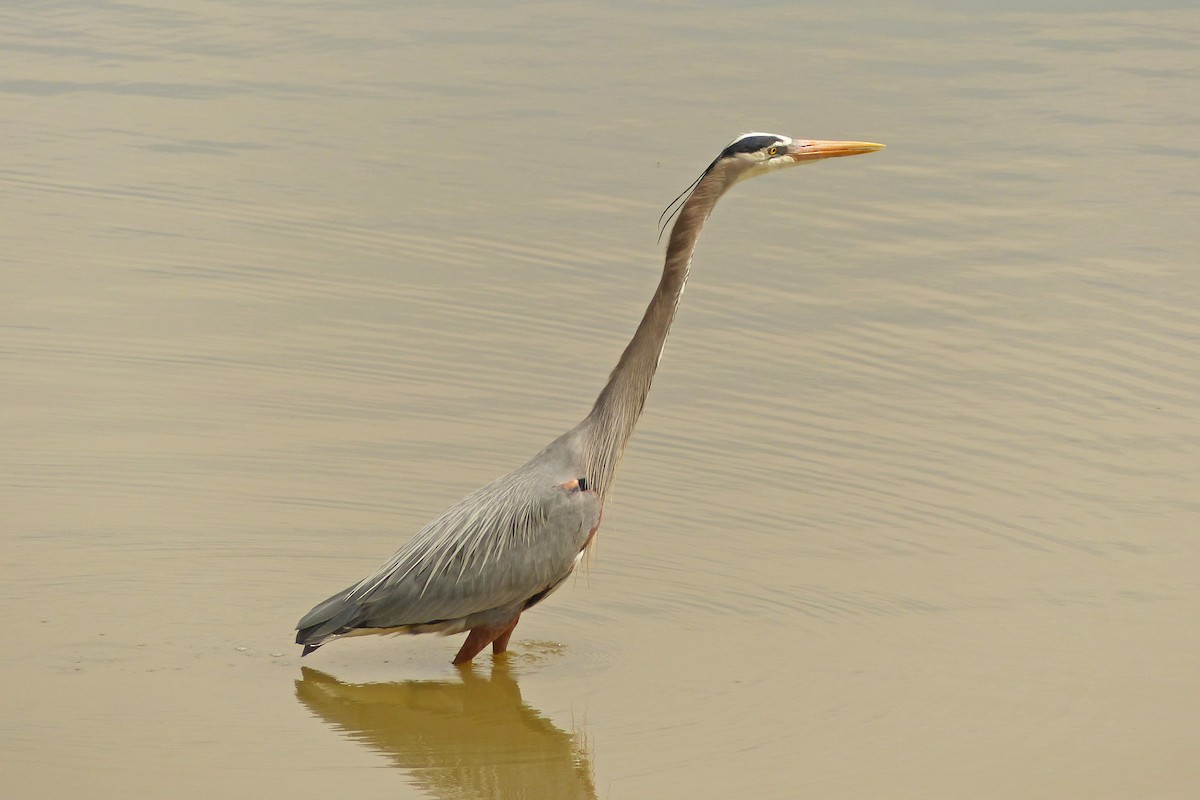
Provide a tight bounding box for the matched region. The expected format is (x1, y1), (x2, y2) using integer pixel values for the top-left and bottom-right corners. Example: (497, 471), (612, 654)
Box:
(297, 465), (600, 645)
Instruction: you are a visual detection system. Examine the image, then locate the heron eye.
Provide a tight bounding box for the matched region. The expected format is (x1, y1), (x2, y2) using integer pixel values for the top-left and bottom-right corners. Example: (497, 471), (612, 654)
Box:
(767, 146), (779, 156)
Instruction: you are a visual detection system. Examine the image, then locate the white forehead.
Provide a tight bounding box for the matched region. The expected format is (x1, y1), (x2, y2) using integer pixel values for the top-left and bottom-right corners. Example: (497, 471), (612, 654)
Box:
(729, 131), (792, 147)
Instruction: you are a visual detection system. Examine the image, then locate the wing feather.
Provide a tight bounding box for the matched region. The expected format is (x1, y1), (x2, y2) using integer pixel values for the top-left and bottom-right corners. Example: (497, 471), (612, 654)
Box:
(296, 465), (599, 644)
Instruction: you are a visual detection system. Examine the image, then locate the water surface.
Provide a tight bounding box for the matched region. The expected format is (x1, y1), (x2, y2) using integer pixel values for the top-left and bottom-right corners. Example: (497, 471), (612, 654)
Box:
(3, 2), (1199, 798)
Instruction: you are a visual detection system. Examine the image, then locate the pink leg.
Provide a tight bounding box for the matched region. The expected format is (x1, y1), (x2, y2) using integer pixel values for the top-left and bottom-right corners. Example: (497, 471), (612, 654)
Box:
(491, 613), (521, 655)
(451, 614), (521, 665)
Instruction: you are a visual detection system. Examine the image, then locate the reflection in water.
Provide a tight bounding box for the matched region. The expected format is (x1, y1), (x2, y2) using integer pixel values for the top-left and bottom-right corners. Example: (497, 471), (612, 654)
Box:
(295, 664), (596, 799)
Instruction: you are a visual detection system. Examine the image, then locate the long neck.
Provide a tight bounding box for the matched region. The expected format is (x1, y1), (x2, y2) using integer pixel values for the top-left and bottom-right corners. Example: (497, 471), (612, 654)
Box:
(581, 165), (732, 499)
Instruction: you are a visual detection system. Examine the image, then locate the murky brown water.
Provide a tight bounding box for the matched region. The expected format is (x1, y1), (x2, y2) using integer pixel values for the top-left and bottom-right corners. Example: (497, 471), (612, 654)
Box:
(4, 2), (1199, 798)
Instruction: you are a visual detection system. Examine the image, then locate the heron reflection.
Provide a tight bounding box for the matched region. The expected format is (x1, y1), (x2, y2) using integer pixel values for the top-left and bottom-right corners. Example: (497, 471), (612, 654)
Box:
(295, 663), (596, 800)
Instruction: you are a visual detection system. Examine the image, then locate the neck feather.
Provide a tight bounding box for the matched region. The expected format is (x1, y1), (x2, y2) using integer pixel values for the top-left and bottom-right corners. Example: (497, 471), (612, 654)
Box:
(580, 164), (733, 499)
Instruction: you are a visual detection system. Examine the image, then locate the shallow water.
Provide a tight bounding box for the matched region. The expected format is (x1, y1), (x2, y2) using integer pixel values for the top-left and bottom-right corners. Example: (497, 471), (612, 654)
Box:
(3, 2), (1199, 798)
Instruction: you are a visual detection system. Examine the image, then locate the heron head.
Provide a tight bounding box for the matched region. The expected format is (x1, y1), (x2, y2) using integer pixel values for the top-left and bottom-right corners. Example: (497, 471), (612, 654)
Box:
(715, 132), (885, 186)
(657, 131), (884, 241)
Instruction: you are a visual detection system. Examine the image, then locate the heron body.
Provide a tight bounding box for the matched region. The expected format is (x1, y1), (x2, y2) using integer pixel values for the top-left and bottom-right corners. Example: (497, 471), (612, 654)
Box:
(296, 132), (883, 664)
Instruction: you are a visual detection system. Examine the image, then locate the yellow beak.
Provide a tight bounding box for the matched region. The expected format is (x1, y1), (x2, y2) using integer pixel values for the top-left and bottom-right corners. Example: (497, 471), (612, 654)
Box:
(785, 140), (885, 163)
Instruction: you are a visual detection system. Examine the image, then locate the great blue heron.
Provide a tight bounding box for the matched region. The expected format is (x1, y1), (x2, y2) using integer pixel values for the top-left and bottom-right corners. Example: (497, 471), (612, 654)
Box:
(296, 132), (884, 664)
